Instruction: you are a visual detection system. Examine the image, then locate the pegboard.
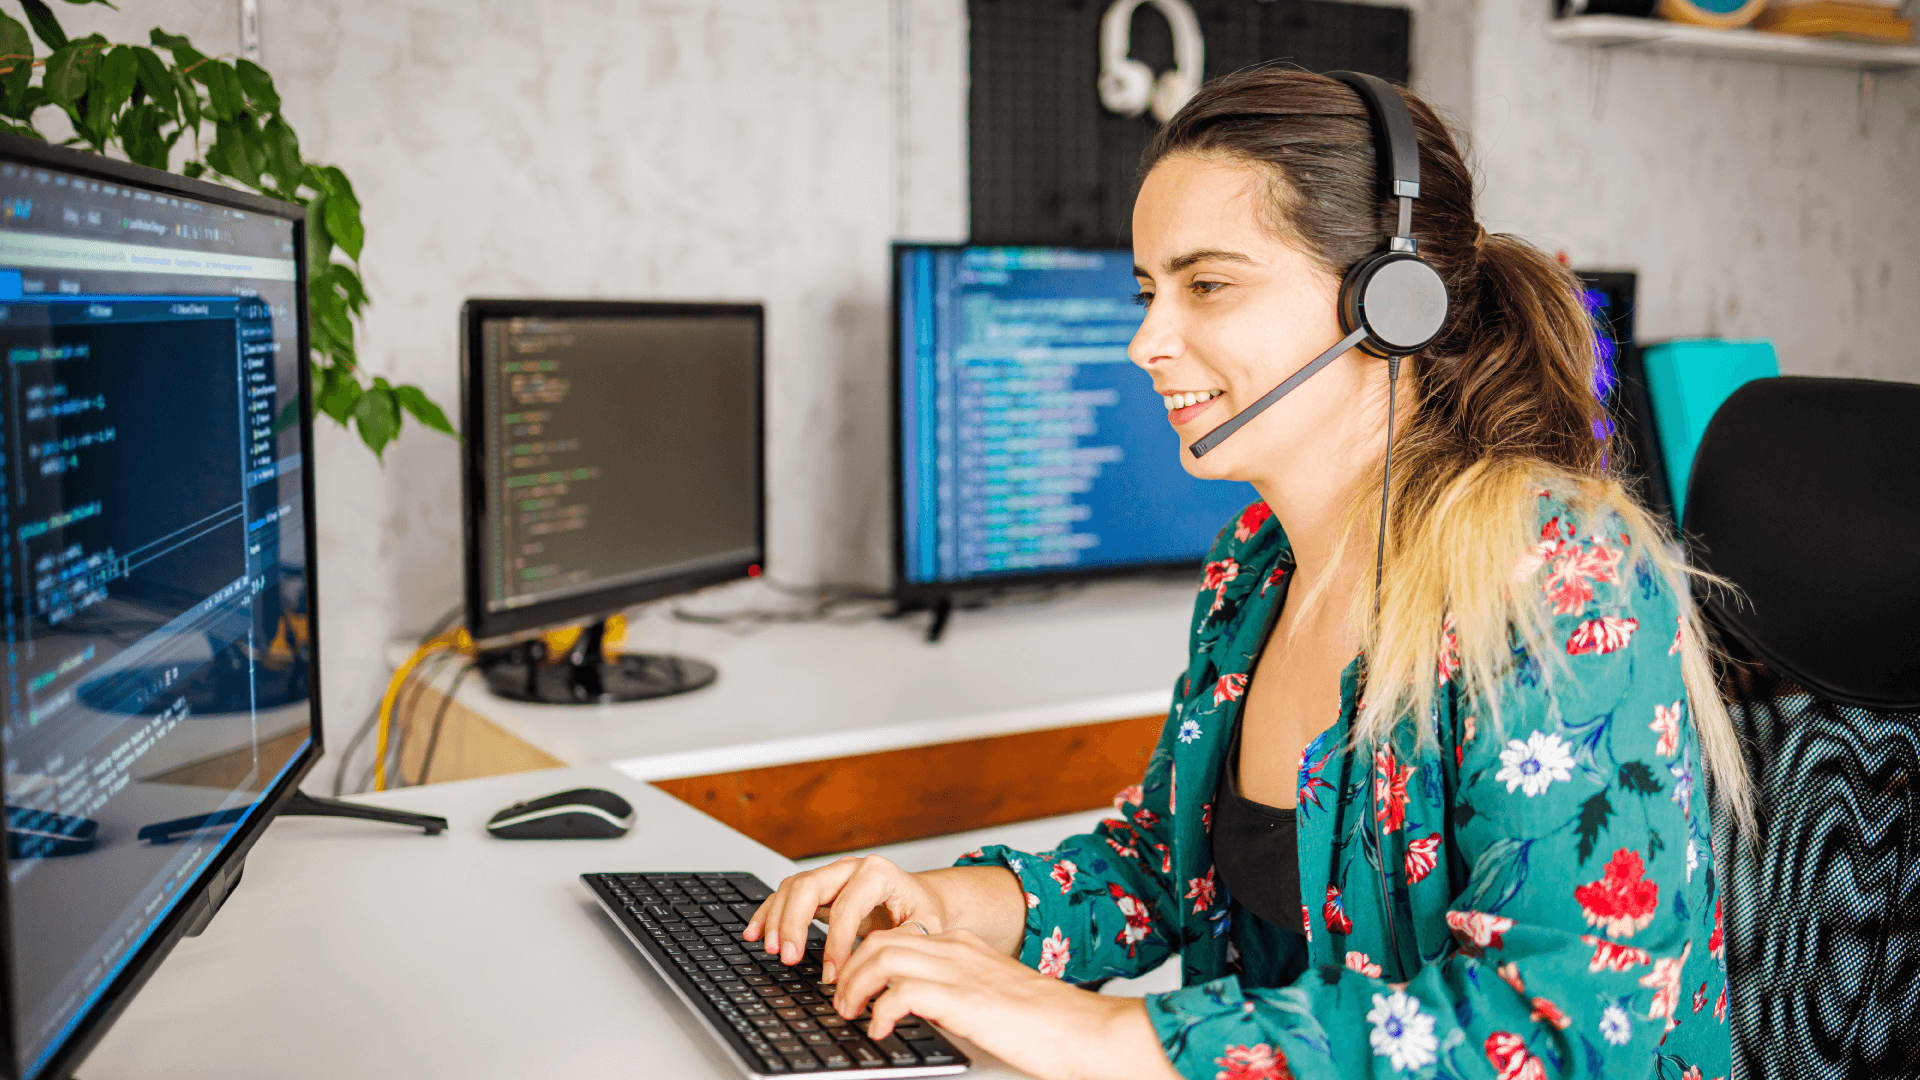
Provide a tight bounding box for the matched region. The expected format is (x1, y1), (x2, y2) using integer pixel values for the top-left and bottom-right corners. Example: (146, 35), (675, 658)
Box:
(968, 0), (1411, 245)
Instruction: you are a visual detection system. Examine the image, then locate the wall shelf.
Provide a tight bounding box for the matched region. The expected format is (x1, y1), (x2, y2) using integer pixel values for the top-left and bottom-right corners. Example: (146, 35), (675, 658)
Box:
(1548, 14), (1920, 72)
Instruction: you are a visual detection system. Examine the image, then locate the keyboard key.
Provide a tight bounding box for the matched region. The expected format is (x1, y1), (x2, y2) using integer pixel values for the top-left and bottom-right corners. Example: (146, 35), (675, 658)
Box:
(776, 1007), (806, 1021)
(703, 903), (739, 924)
(783, 1050), (822, 1072)
(752, 1017), (786, 1031)
(919, 1047), (959, 1066)
(730, 902), (761, 922)
(732, 877), (774, 902)
(818, 1047), (853, 1069)
(846, 1040), (886, 1067)
(770, 1037), (804, 1054)
(765, 996), (795, 1009)
(756, 1053), (789, 1073)
(800, 1031), (831, 1046)
(875, 1035), (918, 1066)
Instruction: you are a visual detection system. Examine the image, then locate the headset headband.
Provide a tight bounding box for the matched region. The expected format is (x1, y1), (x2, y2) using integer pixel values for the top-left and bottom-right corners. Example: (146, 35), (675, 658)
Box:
(1325, 70), (1420, 253)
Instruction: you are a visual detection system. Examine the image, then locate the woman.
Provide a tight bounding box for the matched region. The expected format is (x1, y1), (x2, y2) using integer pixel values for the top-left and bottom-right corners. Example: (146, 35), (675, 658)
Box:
(744, 67), (1749, 1080)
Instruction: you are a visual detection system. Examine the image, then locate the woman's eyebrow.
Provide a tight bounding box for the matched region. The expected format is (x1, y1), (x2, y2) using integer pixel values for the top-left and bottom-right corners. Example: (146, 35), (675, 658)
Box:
(1133, 249), (1257, 278)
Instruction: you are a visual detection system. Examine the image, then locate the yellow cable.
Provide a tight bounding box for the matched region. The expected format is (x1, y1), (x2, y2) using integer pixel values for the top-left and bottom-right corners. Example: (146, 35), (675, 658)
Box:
(373, 629), (464, 791)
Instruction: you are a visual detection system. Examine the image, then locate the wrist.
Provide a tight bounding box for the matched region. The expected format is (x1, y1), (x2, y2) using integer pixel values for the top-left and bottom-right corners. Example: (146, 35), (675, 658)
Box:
(918, 865), (1026, 955)
(1085, 997), (1180, 1080)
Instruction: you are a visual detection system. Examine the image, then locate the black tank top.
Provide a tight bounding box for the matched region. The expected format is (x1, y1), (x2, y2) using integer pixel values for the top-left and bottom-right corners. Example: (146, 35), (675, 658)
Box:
(1213, 715), (1306, 937)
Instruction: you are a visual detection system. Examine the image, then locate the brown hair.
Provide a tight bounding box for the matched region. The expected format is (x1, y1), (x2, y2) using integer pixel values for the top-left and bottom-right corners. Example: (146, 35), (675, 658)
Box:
(1140, 66), (1751, 830)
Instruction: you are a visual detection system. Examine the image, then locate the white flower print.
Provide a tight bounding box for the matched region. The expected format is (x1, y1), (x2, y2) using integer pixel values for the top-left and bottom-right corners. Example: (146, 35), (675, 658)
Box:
(1599, 1003), (1633, 1046)
(1496, 731), (1576, 797)
(1685, 838), (1698, 885)
(1669, 746), (1694, 819)
(1366, 990), (1438, 1072)
(1178, 717), (1202, 744)
(1038, 928), (1070, 979)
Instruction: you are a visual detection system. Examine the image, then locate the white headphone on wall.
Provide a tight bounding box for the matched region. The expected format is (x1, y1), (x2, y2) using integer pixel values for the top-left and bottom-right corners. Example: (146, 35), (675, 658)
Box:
(1097, 0), (1206, 125)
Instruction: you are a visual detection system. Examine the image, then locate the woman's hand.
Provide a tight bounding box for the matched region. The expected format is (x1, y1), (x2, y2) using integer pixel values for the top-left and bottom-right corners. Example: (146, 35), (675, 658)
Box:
(830, 925), (1181, 1080)
(742, 855), (950, 983)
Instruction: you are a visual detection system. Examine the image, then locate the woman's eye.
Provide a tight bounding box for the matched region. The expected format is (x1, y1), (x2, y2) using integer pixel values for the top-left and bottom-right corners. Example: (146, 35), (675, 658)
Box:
(1131, 290), (1153, 308)
(1189, 280), (1225, 296)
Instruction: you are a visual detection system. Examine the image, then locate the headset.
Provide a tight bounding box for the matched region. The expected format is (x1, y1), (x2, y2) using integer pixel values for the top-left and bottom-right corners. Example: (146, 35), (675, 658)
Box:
(1181, 71), (1452, 980)
(1097, 0), (1205, 125)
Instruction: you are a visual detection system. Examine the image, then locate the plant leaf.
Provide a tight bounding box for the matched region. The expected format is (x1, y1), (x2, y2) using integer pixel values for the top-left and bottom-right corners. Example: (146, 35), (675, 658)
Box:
(263, 114), (299, 194)
(322, 188), (362, 261)
(199, 59), (242, 122)
(352, 384), (399, 459)
(1574, 790), (1613, 865)
(19, 0), (66, 51)
(303, 191), (333, 270)
(116, 101), (169, 169)
(207, 119), (261, 187)
(394, 384), (453, 435)
(234, 57), (278, 113)
(0, 13), (32, 117)
(315, 163), (356, 203)
(42, 41), (90, 107)
(82, 43), (136, 144)
(180, 159), (205, 179)
(1616, 760), (1664, 796)
(130, 45), (175, 120)
(316, 363), (362, 424)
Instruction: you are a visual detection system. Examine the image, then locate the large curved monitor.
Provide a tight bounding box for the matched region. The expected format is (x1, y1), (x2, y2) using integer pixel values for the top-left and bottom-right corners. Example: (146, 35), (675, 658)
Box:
(0, 136), (320, 1080)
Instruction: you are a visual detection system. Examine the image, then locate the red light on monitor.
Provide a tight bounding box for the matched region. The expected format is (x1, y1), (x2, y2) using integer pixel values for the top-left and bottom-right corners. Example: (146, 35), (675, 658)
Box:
(747, 564), (762, 577)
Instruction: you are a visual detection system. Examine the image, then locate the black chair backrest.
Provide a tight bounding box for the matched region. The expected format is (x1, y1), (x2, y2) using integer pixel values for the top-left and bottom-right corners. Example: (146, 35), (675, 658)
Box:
(1686, 376), (1920, 1080)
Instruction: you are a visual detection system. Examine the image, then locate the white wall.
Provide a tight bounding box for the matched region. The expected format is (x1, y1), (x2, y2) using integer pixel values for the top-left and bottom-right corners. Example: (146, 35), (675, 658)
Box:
(55, 1), (1917, 791)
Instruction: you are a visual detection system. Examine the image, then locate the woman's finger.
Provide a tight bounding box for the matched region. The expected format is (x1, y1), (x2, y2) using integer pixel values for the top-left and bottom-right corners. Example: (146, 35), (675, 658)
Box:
(819, 863), (896, 982)
(867, 975), (953, 1042)
(833, 931), (954, 1019)
(772, 858), (859, 963)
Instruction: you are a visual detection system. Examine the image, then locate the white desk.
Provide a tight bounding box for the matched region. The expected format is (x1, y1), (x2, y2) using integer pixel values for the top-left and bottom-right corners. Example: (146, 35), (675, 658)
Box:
(398, 575), (1194, 781)
(84, 767), (1028, 1079)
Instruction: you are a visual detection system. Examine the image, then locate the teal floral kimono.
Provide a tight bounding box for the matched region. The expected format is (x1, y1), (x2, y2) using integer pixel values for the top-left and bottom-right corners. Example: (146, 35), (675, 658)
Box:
(954, 492), (1730, 1080)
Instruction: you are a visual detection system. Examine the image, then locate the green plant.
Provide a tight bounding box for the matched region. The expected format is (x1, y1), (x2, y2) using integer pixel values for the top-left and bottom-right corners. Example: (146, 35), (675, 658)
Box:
(0, 0), (451, 457)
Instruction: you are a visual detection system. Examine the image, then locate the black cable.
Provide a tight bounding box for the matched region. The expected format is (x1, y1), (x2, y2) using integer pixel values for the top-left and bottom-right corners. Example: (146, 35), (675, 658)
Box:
(382, 648), (464, 789)
(1369, 354), (1405, 980)
(414, 661), (478, 785)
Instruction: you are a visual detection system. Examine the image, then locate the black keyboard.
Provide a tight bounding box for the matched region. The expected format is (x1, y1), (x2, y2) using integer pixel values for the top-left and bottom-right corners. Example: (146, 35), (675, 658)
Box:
(584, 872), (970, 1077)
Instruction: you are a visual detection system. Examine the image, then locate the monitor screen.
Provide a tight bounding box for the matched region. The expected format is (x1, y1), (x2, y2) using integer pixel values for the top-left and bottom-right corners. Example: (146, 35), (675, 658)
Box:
(894, 244), (1257, 592)
(0, 144), (316, 1079)
(463, 302), (763, 641)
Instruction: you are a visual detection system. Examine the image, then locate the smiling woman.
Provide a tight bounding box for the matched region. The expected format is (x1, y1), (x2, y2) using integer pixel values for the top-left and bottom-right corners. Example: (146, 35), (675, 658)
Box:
(749, 66), (1749, 1080)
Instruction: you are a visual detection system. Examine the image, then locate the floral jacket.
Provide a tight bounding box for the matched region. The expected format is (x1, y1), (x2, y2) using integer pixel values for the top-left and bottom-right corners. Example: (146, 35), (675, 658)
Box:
(954, 493), (1730, 1080)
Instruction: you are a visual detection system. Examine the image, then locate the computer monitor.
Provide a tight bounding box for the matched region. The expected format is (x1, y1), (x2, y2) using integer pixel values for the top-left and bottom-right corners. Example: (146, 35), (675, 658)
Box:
(892, 243), (1258, 605)
(1572, 269), (1674, 526)
(0, 137), (320, 1079)
(460, 299), (764, 704)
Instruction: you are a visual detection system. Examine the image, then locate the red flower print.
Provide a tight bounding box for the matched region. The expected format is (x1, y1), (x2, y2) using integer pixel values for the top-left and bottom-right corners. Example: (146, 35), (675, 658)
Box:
(1567, 615), (1639, 656)
(1260, 564), (1288, 597)
(1693, 982), (1708, 1013)
(1202, 558), (1240, 592)
(1300, 904), (1312, 943)
(1485, 1032), (1547, 1080)
(1345, 951), (1383, 977)
(1530, 997), (1571, 1030)
(1213, 673), (1249, 705)
(1297, 739), (1332, 814)
(1682, 1068), (1702, 1080)
(1651, 701), (1682, 758)
(1373, 747), (1413, 835)
(1107, 882), (1156, 957)
(1581, 934), (1651, 971)
(1050, 860), (1077, 895)
(1437, 611), (1461, 687)
(1154, 842), (1171, 874)
(1038, 927), (1070, 979)
(1714, 985), (1727, 1021)
(1214, 1042), (1293, 1080)
(1639, 943), (1692, 1033)
(1709, 898), (1723, 959)
(1446, 909), (1514, 953)
(1405, 833), (1442, 884)
(1024, 891), (1039, 908)
(1112, 784), (1143, 812)
(1323, 885), (1354, 935)
(960, 847), (984, 860)
(1105, 835), (1138, 860)
(1202, 802), (1214, 832)
(1574, 849), (1660, 939)
(1234, 502), (1273, 542)
(1497, 962), (1525, 995)
(1133, 808), (1159, 829)
(1186, 868), (1217, 914)
(1670, 615), (1683, 656)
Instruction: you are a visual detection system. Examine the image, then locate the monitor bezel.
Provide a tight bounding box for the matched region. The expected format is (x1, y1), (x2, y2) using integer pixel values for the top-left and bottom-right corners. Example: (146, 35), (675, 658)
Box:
(0, 132), (324, 1080)
(889, 240), (1222, 608)
(459, 297), (767, 645)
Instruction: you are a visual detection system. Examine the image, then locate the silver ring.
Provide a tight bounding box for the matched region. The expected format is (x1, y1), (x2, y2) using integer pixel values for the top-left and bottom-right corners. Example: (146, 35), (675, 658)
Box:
(903, 920), (931, 936)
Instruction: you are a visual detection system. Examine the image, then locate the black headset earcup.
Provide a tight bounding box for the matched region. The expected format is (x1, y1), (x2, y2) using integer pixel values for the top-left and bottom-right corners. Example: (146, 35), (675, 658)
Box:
(1339, 251), (1450, 359)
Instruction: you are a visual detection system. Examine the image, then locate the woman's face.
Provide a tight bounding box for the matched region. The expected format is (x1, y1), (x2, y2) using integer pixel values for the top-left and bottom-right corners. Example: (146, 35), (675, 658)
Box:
(1129, 154), (1355, 485)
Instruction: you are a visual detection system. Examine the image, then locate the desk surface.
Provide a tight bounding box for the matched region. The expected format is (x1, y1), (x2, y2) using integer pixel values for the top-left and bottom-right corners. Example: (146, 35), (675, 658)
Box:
(84, 767), (1027, 1079)
(408, 576), (1195, 780)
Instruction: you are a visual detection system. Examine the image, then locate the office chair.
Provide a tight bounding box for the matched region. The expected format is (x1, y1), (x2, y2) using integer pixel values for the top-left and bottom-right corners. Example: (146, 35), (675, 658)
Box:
(1683, 376), (1920, 1080)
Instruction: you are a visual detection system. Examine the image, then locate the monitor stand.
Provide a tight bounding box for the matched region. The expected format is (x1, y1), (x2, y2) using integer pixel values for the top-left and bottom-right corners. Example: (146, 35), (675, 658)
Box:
(476, 618), (717, 704)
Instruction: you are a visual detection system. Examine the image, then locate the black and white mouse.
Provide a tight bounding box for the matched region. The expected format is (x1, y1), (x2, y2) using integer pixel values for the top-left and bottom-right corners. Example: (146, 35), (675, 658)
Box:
(486, 787), (634, 839)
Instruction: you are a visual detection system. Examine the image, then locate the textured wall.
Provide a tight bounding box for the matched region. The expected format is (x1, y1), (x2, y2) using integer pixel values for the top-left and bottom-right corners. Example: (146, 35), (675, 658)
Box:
(51, 1), (1916, 791)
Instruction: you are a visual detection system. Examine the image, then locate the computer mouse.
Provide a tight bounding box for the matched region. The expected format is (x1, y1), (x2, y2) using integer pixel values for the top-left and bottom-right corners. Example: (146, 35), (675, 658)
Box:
(487, 787), (634, 839)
